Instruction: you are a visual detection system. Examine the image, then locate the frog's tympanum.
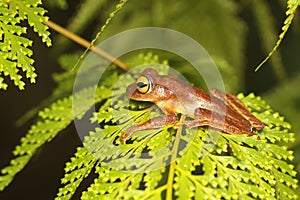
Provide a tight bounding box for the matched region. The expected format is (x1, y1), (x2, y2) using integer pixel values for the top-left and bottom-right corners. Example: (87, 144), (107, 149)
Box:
(121, 68), (264, 144)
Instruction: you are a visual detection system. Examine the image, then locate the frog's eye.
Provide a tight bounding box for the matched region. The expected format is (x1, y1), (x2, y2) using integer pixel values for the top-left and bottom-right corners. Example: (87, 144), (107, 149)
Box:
(136, 75), (153, 94)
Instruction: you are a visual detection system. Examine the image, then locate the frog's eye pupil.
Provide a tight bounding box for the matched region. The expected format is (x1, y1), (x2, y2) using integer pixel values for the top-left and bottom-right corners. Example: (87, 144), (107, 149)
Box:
(137, 82), (147, 88)
(136, 75), (153, 94)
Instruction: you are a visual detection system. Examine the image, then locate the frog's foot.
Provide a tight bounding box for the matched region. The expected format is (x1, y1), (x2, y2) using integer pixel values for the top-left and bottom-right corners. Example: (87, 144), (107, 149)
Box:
(120, 132), (131, 144)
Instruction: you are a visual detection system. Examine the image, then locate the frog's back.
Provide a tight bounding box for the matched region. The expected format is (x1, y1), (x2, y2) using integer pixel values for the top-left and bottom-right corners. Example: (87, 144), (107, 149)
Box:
(157, 75), (213, 115)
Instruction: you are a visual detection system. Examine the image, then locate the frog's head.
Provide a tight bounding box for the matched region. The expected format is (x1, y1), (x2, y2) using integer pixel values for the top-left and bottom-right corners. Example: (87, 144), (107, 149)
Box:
(126, 68), (174, 103)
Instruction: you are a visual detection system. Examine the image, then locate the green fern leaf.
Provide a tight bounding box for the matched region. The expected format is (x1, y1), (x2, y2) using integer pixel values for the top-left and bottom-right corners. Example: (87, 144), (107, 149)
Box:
(0, 0), (51, 90)
(255, 0), (300, 71)
(71, 67), (297, 199)
(0, 84), (112, 191)
(56, 147), (96, 199)
(0, 96), (72, 190)
(10, 0), (51, 46)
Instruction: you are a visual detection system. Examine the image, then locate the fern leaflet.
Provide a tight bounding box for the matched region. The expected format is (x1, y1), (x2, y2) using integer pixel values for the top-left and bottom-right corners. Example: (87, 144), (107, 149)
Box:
(0, 0), (51, 90)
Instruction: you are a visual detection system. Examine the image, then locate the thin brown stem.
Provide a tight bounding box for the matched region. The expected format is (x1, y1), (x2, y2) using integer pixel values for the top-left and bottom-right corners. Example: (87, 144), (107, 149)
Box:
(44, 20), (129, 72)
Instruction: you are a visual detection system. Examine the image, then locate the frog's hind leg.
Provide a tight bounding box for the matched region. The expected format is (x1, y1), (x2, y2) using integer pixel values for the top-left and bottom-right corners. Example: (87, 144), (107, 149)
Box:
(210, 89), (264, 130)
(186, 107), (254, 136)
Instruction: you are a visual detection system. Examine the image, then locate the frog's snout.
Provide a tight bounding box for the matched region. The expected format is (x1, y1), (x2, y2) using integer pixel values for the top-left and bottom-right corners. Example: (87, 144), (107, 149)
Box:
(126, 83), (137, 98)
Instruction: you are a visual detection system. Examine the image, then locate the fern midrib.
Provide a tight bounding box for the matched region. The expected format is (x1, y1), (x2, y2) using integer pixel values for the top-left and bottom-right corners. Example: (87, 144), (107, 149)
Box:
(166, 116), (185, 200)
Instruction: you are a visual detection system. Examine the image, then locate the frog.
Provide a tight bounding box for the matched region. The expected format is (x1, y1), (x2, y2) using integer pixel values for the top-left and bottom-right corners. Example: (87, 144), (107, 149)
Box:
(121, 68), (265, 144)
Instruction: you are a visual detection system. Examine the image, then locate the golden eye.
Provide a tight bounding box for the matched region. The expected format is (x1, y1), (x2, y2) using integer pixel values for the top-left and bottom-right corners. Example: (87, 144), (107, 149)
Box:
(136, 75), (153, 94)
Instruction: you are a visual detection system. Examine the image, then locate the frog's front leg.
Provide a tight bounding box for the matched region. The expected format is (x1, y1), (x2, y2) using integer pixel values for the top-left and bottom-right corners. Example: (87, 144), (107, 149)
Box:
(185, 107), (254, 136)
(121, 114), (178, 144)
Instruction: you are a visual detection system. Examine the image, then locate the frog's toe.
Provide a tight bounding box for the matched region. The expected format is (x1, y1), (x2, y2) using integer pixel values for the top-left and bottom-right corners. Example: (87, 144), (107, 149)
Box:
(120, 132), (129, 144)
(173, 122), (184, 129)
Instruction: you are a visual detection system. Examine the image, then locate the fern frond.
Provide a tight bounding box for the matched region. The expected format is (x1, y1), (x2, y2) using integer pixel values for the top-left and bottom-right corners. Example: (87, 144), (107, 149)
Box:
(0, 0), (51, 90)
(255, 0), (300, 71)
(56, 147), (96, 199)
(0, 98), (69, 190)
(88, 92), (298, 199)
(0, 93), (73, 190)
(74, 0), (128, 70)
(81, 164), (148, 199)
(247, 0), (286, 80)
(0, 84), (112, 191)
(55, 0), (108, 51)
(49, 53), (300, 199)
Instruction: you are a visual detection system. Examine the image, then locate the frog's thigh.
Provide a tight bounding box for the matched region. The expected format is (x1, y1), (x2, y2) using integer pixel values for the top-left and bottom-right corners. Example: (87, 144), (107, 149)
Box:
(226, 93), (264, 129)
(210, 88), (226, 101)
(185, 107), (231, 132)
(210, 88), (247, 110)
(189, 107), (229, 130)
(185, 108), (212, 128)
(210, 89), (264, 130)
(211, 89), (252, 120)
(186, 107), (254, 135)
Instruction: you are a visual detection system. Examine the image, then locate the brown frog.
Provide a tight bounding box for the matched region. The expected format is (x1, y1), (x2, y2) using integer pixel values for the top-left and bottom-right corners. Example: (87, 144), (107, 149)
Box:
(121, 68), (264, 144)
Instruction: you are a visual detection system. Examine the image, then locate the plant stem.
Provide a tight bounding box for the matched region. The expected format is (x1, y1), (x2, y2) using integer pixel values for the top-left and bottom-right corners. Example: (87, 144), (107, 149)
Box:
(44, 20), (129, 72)
(166, 116), (185, 200)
